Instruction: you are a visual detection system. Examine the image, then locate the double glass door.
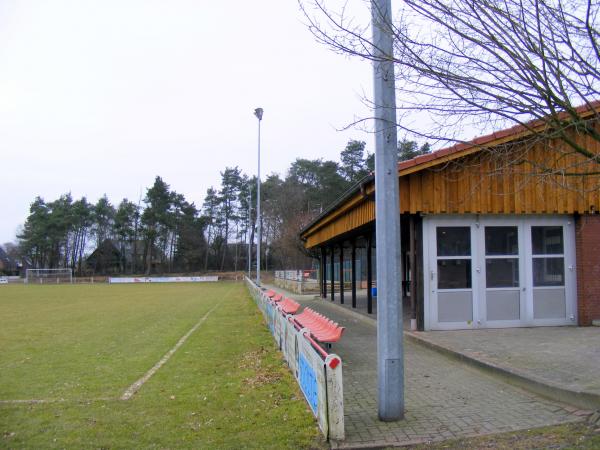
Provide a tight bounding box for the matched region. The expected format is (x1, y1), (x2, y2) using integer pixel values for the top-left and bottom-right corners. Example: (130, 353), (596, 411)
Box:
(427, 217), (575, 330)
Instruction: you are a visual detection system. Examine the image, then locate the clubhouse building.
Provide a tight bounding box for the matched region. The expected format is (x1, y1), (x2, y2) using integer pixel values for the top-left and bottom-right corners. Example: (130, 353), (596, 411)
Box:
(300, 104), (600, 330)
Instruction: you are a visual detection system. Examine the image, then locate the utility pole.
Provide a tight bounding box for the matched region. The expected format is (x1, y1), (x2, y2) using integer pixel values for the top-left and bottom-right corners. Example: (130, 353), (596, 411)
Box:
(371, 0), (404, 421)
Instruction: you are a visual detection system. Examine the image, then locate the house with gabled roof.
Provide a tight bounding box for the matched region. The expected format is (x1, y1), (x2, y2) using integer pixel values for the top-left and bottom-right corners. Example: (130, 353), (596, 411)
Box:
(0, 246), (11, 274)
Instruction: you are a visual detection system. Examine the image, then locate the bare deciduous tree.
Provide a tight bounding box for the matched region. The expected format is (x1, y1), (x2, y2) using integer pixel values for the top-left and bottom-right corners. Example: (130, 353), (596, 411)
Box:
(301, 0), (600, 177)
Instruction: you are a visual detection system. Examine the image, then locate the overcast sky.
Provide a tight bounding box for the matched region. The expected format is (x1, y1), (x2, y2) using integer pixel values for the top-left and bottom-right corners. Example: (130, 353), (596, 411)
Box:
(0, 0), (374, 244)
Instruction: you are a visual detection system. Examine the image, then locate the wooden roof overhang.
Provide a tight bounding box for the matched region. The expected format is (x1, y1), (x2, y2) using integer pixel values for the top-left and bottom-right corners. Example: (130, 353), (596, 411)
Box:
(301, 103), (600, 249)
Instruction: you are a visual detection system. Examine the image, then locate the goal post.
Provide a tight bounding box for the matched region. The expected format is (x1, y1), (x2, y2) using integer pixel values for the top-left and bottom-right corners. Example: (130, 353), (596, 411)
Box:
(25, 268), (73, 284)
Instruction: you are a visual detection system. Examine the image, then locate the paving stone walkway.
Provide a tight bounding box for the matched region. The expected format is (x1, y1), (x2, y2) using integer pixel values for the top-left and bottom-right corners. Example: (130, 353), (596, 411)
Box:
(408, 327), (600, 402)
(269, 288), (588, 448)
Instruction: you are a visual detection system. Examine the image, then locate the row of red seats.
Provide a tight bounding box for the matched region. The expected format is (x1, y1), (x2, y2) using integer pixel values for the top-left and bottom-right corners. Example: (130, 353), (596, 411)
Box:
(263, 289), (345, 344)
(264, 289), (300, 314)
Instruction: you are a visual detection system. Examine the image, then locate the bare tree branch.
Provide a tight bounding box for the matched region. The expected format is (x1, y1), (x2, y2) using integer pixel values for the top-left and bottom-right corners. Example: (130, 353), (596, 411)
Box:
(300, 0), (600, 178)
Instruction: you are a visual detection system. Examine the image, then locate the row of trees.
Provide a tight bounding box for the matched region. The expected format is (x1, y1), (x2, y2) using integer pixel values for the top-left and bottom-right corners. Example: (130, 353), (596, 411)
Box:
(16, 177), (206, 275)
(11, 139), (428, 275)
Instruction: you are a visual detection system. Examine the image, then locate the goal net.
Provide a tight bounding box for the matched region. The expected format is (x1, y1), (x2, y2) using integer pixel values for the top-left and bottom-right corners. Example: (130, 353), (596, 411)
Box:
(26, 268), (73, 284)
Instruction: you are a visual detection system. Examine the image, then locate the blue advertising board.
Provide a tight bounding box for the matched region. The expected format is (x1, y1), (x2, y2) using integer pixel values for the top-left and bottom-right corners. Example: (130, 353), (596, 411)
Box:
(298, 354), (319, 415)
(266, 302), (275, 334)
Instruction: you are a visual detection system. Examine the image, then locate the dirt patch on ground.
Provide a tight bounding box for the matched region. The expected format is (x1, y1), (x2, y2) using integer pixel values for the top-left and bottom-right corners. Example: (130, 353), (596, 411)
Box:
(239, 347), (283, 388)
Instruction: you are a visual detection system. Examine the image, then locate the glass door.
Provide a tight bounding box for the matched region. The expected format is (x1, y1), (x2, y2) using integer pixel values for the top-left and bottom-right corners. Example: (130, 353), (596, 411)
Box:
(530, 225), (568, 321)
(482, 226), (523, 325)
(433, 226), (474, 326)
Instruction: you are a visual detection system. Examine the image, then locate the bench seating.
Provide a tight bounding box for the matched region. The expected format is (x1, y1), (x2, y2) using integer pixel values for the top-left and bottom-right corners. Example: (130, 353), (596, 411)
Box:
(260, 289), (344, 344)
(293, 307), (345, 343)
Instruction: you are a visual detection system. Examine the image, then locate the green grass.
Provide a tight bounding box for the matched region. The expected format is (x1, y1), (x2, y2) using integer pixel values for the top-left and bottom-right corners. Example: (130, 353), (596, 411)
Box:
(0, 282), (325, 449)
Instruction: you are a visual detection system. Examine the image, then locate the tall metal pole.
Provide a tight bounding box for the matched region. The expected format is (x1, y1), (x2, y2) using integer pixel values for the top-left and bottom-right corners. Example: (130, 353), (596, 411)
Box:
(371, 0), (404, 421)
(254, 108), (263, 286)
(247, 190), (252, 278)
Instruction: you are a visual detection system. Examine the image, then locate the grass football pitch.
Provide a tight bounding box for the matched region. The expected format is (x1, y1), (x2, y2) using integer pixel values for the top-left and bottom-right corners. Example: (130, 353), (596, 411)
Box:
(0, 282), (323, 449)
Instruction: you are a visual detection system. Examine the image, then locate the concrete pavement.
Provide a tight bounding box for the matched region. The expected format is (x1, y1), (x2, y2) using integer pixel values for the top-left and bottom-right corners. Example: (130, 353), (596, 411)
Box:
(406, 327), (600, 411)
(305, 287), (600, 410)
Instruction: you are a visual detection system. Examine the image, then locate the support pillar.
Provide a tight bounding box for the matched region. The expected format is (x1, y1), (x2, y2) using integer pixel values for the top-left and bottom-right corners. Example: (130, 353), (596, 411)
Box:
(339, 243), (345, 305)
(351, 238), (357, 308)
(321, 246), (327, 299)
(367, 234), (373, 314)
(409, 216), (417, 329)
(330, 246), (335, 302)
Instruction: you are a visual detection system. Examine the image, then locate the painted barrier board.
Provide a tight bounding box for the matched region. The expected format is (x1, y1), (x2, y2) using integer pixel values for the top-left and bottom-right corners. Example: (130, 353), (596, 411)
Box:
(298, 353), (319, 414)
(109, 276), (218, 284)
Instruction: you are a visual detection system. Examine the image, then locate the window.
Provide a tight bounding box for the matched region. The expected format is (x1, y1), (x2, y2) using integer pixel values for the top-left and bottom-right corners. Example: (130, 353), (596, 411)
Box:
(437, 226), (472, 289)
(437, 227), (471, 256)
(485, 227), (519, 288)
(438, 259), (472, 289)
(531, 226), (565, 287)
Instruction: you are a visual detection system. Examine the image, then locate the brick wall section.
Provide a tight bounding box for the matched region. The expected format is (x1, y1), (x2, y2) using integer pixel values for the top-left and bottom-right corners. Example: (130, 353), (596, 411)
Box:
(575, 214), (600, 326)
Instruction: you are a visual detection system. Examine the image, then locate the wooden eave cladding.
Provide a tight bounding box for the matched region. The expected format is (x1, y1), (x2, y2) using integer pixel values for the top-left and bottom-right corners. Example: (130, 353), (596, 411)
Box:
(302, 184), (375, 248)
(302, 122), (600, 249)
(399, 137), (600, 216)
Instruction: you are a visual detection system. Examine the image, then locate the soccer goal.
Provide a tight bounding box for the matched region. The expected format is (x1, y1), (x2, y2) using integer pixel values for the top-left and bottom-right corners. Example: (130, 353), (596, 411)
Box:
(25, 268), (73, 284)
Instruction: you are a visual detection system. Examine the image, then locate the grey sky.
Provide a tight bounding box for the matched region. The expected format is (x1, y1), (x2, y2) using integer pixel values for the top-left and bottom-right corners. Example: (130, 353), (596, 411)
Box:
(0, 1), (373, 244)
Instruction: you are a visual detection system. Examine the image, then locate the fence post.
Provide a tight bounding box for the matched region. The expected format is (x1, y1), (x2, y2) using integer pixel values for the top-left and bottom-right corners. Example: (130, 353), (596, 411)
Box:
(325, 354), (345, 440)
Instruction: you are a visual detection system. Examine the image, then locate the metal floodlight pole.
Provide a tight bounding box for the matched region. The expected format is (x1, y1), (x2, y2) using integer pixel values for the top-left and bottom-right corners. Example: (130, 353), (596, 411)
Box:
(371, 0), (404, 421)
(254, 107), (263, 286)
(247, 190), (252, 278)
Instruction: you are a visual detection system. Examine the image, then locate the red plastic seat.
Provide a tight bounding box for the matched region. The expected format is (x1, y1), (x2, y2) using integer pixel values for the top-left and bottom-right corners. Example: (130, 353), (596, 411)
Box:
(278, 297), (300, 314)
(293, 307), (345, 343)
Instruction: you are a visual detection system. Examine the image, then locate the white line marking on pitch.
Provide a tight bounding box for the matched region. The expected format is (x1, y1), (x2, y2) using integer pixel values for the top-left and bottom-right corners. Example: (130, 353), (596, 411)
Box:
(0, 399), (62, 404)
(0, 397), (112, 404)
(120, 302), (221, 401)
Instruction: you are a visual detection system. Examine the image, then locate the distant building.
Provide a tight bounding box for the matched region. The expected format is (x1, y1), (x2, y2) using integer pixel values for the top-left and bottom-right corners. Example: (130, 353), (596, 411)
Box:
(0, 246), (11, 273)
(86, 240), (123, 274)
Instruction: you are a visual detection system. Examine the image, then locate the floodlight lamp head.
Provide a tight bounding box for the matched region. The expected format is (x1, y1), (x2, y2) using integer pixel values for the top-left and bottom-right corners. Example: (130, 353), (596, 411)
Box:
(254, 108), (264, 121)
